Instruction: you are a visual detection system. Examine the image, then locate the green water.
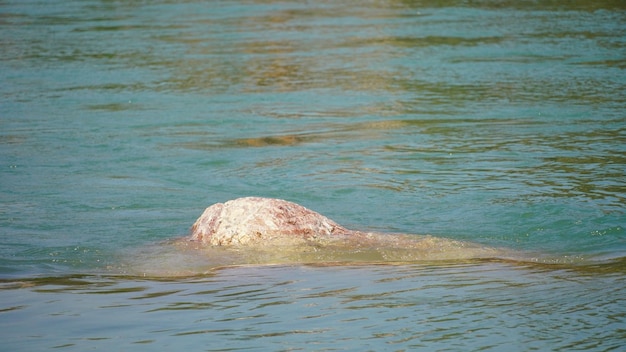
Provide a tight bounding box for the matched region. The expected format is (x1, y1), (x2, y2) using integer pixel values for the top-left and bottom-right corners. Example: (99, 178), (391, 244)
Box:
(1, 0), (625, 350)
(3, 262), (626, 351)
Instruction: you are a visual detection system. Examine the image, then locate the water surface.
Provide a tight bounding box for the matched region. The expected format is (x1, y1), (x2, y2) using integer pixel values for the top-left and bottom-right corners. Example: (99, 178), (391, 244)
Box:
(1, 0), (625, 350)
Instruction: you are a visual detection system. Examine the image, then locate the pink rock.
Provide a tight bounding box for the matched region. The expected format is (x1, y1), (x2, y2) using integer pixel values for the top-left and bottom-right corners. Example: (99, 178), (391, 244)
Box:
(185, 197), (505, 263)
(189, 197), (352, 246)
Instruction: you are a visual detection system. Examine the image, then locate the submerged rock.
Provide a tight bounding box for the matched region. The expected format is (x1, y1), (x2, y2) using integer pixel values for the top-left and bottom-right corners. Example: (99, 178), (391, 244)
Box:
(116, 198), (528, 276)
(113, 197), (521, 276)
(187, 197), (503, 261)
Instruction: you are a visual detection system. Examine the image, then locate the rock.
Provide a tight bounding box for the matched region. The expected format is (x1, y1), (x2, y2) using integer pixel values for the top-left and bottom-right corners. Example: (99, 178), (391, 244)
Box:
(185, 197), (506, 264)
(189, 197), (352, 246)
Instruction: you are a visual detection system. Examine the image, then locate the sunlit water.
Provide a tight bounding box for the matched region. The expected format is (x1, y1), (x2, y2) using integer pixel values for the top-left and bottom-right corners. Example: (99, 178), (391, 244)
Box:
(1, 0), (625, 350)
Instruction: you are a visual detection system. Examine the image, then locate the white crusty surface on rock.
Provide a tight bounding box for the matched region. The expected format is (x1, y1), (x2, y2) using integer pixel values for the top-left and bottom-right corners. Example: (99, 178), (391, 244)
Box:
(189, 197), (351, 246)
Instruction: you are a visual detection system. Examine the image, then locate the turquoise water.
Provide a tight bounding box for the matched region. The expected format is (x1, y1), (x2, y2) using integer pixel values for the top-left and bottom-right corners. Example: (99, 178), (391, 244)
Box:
(1, 0), (625, 350)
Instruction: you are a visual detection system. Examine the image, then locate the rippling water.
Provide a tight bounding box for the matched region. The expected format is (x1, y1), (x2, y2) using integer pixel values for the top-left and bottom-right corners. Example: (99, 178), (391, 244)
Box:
(1, 0), (625, 350)
(3, 262), (626, 351)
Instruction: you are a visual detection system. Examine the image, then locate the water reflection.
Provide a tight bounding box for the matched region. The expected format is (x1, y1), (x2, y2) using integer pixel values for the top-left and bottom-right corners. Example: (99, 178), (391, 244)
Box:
(4, 0), (623, 110)
(168, 115), (624, 211)
(136, 0), (626, 108)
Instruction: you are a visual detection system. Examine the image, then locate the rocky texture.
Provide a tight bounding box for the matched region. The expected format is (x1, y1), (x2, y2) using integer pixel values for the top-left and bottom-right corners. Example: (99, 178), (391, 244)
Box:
(185, 197), (505, 264)
(189, 197), (352, 246)
(117, 198), (520, 276)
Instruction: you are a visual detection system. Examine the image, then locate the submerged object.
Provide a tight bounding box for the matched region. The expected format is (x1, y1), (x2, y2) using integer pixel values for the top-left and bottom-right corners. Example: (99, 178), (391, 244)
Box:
(186, 197), (502, 262)
(119, 197), (516, 276)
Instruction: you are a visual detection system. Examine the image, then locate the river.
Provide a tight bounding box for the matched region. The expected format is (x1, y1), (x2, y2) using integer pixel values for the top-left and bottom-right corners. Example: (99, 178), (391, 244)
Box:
(1, 0), (625, 350)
